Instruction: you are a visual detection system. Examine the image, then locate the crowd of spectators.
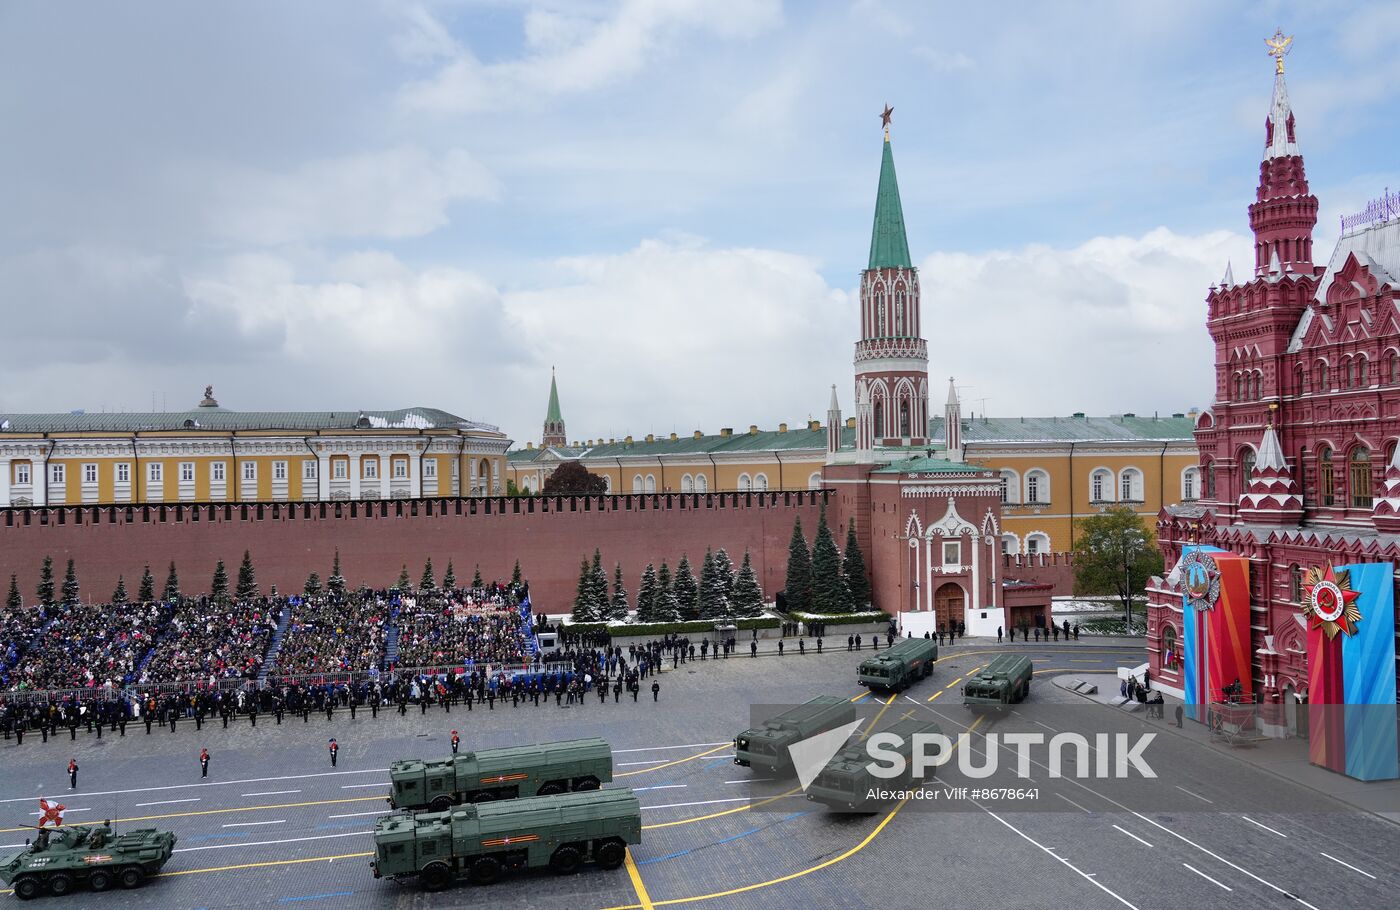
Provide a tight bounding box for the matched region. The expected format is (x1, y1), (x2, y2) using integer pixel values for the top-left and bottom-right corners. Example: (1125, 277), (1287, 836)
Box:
(139, 597), (282, 684)
(273, 593), (390, 675)
(4, 601), (167, 691)
(393, 586), (533, 670)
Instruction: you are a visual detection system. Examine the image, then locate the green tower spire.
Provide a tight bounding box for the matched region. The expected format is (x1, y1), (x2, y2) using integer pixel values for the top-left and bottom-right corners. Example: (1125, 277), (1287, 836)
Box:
(867, 128), (913, 270)
(545, 368), (563, 423)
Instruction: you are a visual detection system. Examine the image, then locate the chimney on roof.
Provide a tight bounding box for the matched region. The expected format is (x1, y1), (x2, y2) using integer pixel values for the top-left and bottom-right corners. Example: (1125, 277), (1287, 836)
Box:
(720, 428), (733, 437)
(778, 422), (788, 433)
(625, 435), (633, 444)
(609, 438), (615, 444)
(846, 417), (856, 428)
(693, 430), (703, 439)
(748, 425), (758, 435)
(526, 442), (534, 450)
(1072, 412), (1085, 419)
(669, 432), (677, 441)
(645, 434), (655, 443)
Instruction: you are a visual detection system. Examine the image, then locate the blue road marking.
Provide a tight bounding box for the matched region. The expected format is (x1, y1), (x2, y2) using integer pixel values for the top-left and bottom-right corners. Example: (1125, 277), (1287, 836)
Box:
(702, 758), (730, 771)
(635, 811), (808, 865)
(279, 892), (354, 903)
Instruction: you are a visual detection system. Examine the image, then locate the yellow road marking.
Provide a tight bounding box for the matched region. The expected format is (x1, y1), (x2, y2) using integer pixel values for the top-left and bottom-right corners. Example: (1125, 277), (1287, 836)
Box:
(925, 690), (943, 702)
(157, 851), (373, 878)
(624, 847), (656, 910)
(857, 693), (897, 742)
(605, 717), (985, 909)
(0, 796), (386, 834)
(850, 691), (871, 703)
(617, 744), (729, 778)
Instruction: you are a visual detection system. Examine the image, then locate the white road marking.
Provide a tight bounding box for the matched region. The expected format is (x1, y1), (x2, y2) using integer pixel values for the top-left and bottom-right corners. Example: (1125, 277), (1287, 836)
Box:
(1055, 793), (1092, 814)
(612, 741), (730, 754)
(1112, 825), (1152, 849)
(1174, 785), (1214, 804)
(341, 783), (384, 789)
(979, 807), (1141, 910)
(642, 798), (749, 811)
(0, 768), (383, 805)
(135, 798), (201, 807)
(328, 810), (388, 819)
(1319, 852), (1376, 880)
(242, 790), (301, 797)
(618, 760), (669, 767)
(1183, 863), (1232, 891)
(1240, 815), (1287, 838)
(724, 778), (772, 784)
(221, 819), (286, 827)
(175, 830), (369, 853)
(632, 784), (687, 792)
(30, 808), (89, 815)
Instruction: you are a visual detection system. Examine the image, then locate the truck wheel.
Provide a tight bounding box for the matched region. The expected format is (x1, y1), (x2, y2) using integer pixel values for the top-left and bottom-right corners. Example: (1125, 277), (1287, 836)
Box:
(471, 791), (497, 803)
(573, 777), (601, 791)
(12, 877), (40, 901)
(430, 795), (454, 811)
(47, 873), (74, 896)
(594, 839), (626, 870)
(89, 869), (115, 892)
(119, 866), (145, 889)
(537, 781), (565, 796)
(420, 862), (453, 892)
(550, 845), (583, 875)
(468, 857), (503, 885)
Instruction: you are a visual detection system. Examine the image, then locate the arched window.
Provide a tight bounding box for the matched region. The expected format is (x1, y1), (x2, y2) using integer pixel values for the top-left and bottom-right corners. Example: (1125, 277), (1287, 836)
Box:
(808, 472), (823, 490)
(1204, 459), (1216, 498)
(1233, 373), (1243, 400)
(632, 474), (643, 494)
(1294, 364), (1305, 394)
(1250, 372), (1261, 400)
(1316, 361), (1329, 392)
(895, 293), (905, 335)
(1000, 534), (1019, 555)
(1000, 470), (1019, 504)
(873, 400), (885, 439)
(1091, 469), (1112, 502)
(1389, 352), (1399, 384)
(738, 473), (752, 493)
(1318, 446), (1335, 506)
(1239, 448), (1256, 486)
(1119, 468), (1142, 502)
(899, 399), (911, 437)
(754, 473), (769, 492)
(1162, 625), (1179, 670)
(1289, 564), (1302, 603)
(877, 295), (886, 335)
(1350, 447), (1372, 509)
(1025, 470), (1049, 504)
(1358, 356), (1369, 387)
(681, 474), (693, 494)
(602, 475), (612, 493)
(644, 474), (656, 494)
(1344, 358), (1354, 389)
(1182, 467), (1199, 501)
(1025, 533), (1049, 555)
(695, 474), (708, 493)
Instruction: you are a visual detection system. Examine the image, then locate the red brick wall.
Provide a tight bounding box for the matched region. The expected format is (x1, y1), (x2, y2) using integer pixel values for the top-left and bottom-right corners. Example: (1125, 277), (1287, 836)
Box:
(1001, 553), (1076, 596)
(0, 492), (826, 616)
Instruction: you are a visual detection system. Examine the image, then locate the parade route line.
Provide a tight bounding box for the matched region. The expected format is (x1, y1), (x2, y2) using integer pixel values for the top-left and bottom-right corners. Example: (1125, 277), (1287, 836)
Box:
(136, 798), (201, 807)
(1111, 825), (1152, 849)
(619, 760), (669, 767)
(1319, 853), (1376, 879)
(643, 798), (748, 811)
(613, 742), (730, 753)
(625, 847), (656, 910)
(222, 819), (286, 827)
(243, 790), (301, 797)
(1182, 863), (1233, 891)
(0, 796), (386, 834)
(633, 785), (687, 793)
(327, 810), (387, 819)
(617, 744), (729, 778)
(0, 767), (385, 805)
(340, 783), (384, 789)
(1240, 816), (1287, 838)
(175, 831), (368, 854)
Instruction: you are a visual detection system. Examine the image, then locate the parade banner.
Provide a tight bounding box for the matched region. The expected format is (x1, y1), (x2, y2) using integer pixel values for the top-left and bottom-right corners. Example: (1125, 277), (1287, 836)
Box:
(1177, 546), (1250, 721)
(1305, 562), (1399, 781)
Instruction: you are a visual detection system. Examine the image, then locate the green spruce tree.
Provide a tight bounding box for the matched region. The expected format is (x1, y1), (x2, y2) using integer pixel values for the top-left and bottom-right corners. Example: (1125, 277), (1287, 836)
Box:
(654, 561), (681, 622)
(304, 572), (323, 597)
(36, 556), (55, 607)
(810, 506), (845, 614)
(512, 559), (522, 586)
(634, 564), (659, 623)
(442, 561), (457, 591)
(609, 563), (630, 621)
(420, 558), (436, 593)
(236, 550), (257, 600)
(472, 564), (483, 588)
(713, 548), (735, 600)
(395, 565), (411, 592)
(111, 574), (128, 606)
(589, 550), (610, 618)
(843, 520), (871, 610)
(60, 559), (80, 606)
(698, 550), (729, 620)
(783, 518), (813, 614)
(571, 558), (599, 622)
(211, 560), (229, 603)
(162, 561), (180, 602)
(731, 551), (765, 617)
(673, 554), (700, 621)
(328, 550), (346, 596)
(138, 565), (155, 604)
(6, 574), (20, 610)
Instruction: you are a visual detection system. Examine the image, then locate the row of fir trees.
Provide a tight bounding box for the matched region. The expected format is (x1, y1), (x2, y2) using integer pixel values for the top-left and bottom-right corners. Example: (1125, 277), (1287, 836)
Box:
(570, 547), (765, 624)
(384, 558), (523, 598)
(782, 507), (870, 615)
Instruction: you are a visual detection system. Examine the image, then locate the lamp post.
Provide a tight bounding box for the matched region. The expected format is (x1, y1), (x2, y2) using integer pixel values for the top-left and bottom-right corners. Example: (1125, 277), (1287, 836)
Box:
(1123, 529), (1144, 633)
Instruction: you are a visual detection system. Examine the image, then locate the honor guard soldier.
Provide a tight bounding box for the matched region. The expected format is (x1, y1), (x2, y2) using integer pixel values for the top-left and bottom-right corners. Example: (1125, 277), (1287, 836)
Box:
(68, 758), (78, 789)
(651, 681), (660, 702)
(200, 748), (210, 778)
(328, 738), (339, 767)
(451, 731), (460, 755)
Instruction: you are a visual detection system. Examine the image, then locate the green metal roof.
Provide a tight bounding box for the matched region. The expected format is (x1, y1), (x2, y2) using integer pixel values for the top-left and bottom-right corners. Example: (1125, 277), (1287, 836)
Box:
(868, 137), (913, 270)
(545, 372), (563, 424)
(872, 455), (980, 474)
(0, 406), (497, 434)
(929, 414), (1195, 444)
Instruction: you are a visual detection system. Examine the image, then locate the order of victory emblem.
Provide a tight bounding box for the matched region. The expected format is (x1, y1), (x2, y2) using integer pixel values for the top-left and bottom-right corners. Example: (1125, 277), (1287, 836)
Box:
(1303, 564), (1363, 639)
(1178, 550), (1221, 610)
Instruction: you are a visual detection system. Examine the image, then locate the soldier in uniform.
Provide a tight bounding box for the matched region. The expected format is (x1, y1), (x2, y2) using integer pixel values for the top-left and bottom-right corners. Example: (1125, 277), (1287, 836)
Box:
(777, 640), (784, 657)
(328, 738), (339, 767)
(750, 640), (758, 658)
(798, 638), (805, 655)
(68, 757), (78, 789)
(651, 681), (660, 702)
(200, 747), (210, 778)
(451, 731), (460, 755)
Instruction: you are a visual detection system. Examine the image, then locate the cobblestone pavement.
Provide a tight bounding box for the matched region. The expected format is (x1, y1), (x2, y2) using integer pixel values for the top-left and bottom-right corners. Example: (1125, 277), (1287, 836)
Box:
(1, 641), (1396, 909)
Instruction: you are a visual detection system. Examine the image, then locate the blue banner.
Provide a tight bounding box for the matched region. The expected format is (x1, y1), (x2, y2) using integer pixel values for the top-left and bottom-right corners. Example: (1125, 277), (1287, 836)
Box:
(1340, 562), (1399, 781)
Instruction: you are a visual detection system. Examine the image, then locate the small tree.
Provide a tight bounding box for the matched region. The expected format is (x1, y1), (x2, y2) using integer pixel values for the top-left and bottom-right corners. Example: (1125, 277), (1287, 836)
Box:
(609, 563), (630, 621)
(713, 548), (735, 599)
(699, 550), (729, 620)
(162, 561), (181, 602)
(1071, 506), (1164, 627)
(654, 562), (682, 622)
(420, 558), (437, 593)
(512, 559), (522, 587)
(304, 572), (323, 597)
(843, 520), (871, 610)
(36, 556), (55, 607)
(236, 550), (258, 600)
(810, 506), (846, 614)
(6, 574), (20, 610)
(542, 460), (609, 495)
(731, 551), (765, 617)
(211, 560), (229, 603)
(61, 559), (80, 606)
(395, 565), (411, 592)
(442, 561), (457, 591)
(571, 558), (599, 622)
(634, 564), (660, 622)
(783, 519), (812, 614)
(138, 565), (155, 603)
(328, 550), (346, 596)
(472, 564), (483, 588)
(673, 555), (700, 621)
(111, 575), (128, 606)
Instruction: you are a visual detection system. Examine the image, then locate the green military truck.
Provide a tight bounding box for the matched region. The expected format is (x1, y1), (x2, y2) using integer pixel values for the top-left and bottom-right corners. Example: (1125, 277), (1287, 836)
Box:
(806, 717), (944, 811)
(370, 788), (642, 891)
(0, 822), (177, 900)
(963, 654), (1033, 708)
(388, 738), (612, 811)
(857, 637), (937, 692)
(734, 695), (854, 775)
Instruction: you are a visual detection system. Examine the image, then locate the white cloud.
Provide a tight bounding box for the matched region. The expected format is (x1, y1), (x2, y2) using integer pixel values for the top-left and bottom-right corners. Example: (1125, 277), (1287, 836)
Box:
(208, 147), (499, 245)
(913, 47), (973, 72)
(400, 0), (784, 113)
(391, 3), (461, 63)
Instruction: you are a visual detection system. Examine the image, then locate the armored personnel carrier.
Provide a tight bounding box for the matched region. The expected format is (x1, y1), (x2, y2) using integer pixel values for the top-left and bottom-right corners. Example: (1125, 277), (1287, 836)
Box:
(857, 637), (937, 692)
(734, 695), (854, 775)
(388, 737), (612, 810)
(807, 717), (943, 811)
(964, 654), (1033, 709)
(0, 822), (177, 900)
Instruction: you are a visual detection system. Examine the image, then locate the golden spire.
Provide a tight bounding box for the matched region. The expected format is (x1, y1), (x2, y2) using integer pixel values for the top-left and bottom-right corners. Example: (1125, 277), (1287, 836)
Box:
(1265, 28), (1293, 75)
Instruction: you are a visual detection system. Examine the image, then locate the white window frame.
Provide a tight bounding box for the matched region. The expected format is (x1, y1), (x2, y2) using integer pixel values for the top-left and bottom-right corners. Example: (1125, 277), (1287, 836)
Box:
(392, 458), (408, 480)
(115, 463), (130, 484)
(242, 461), (257, 482)
(1119, 468), (1142, 502)
(644, 474), (656, 494)
(333, 459), (348, 480)
(363, 458), (378, 480)
(422, 459), (436, 479)
(1182, 467), (1199, 502)
(632, 474), (643, 493)
(211, 462), (225, 483)
(14, 463), (31, 485)
(1091, 468), (1113, 502)
(695, 474), (708, 493)
(1025, 533), (1049, 555)
(273, 460), (287, 481)
(680, 474), (693, 494)
(303, 460), (318, 480)
(1024, 469), (1048, 504)
(147, 462), (162, 483)
(50, 463), (65, 484)
(808, 472), (823, 490)
(754, 472), (769, 492)
(738, 473), (752, 493)
(1000, 533), (1019, 555)
(179, 462), (194, 483)
(82, 463), (98, 484)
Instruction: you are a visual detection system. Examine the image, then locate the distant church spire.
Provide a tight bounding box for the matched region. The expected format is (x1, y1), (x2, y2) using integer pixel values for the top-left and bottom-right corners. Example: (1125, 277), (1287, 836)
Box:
(943, 377), (962, 461)
(827, 385), (843, 455)
(1250, 31), (1316, 275)
(542, 368), (566, 447)
(868, 108), (912, 270)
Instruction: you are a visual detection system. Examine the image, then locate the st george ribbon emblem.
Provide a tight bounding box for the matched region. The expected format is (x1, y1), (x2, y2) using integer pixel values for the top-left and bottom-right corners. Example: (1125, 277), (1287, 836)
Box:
(1303, 564), (1363, 639)
(1179, 550), (1221, 611)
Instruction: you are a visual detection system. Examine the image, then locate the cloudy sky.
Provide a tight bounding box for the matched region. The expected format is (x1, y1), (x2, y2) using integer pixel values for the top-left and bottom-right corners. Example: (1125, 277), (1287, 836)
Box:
(3, 1), (1399, 446)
